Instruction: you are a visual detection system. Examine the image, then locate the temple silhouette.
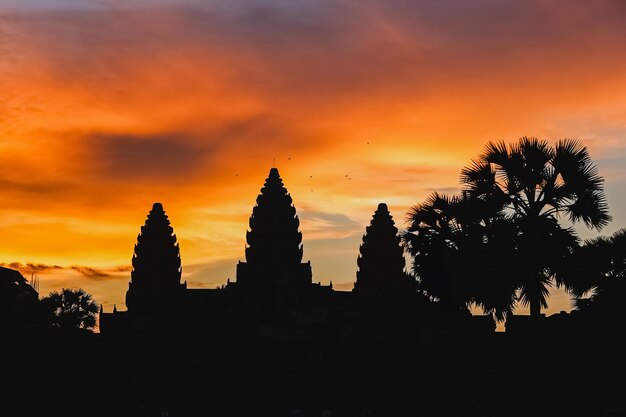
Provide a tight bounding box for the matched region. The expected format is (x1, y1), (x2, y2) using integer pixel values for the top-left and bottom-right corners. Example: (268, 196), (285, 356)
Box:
(99, 167), (463, 339)
(94, 167), (496, 415)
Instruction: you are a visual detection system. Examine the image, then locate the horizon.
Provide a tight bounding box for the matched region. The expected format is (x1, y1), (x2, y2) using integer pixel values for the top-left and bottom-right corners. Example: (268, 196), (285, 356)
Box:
(2, 0), (626, 328)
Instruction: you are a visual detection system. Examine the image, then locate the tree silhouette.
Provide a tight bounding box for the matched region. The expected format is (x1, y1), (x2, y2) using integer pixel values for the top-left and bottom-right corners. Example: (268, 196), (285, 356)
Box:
(40, 288), (99, 332)
(403, 192), (518, 321)
(566, 229), (626, 319)
(1, 267), (41, 331)
(460, 137), (610, 317)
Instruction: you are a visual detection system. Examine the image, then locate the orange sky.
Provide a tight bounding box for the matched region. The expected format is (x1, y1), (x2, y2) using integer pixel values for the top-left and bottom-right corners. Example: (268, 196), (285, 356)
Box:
(2, 0), (626, 326)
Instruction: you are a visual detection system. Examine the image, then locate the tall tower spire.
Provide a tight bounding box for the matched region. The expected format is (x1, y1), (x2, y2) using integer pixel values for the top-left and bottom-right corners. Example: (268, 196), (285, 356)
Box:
(245, 168), (304, 269)
(126, 203), (183, 312)
(354, 203), (409, 296)
(236, 168), (312, 311)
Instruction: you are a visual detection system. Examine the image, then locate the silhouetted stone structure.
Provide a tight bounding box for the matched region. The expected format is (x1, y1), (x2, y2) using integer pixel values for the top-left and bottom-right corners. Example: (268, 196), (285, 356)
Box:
(126, 202), (186, 313)
(100, 203), (188, 334)
(231, 167), (321, 322)
(354, 203), (412, 298)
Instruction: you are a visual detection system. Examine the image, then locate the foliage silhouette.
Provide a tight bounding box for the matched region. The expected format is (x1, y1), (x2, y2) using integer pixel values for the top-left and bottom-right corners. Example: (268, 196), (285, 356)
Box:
(402, 191), (518, 321)
(566, 228), (626, 318)
(459, 137), (610, 317)
(0, 266), (42, 332)
(40, 288), (99, 332)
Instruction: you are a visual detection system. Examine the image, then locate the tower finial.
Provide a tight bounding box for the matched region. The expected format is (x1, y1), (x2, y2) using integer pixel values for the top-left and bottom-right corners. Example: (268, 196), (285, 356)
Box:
(273, 157), (275, 168)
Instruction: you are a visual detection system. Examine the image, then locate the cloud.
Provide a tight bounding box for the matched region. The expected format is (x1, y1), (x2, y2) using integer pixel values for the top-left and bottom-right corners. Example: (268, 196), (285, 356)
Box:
(182, 259), (239, 288)
(422, 187), (460, 195)
(299, 209), (362, 240)
(0, 262), (62, 274)
(89, 133), (209, 179)
(0, 262), (130, 280)
(70, 265), (112, 279)
(110, 265), (132, 272)
(0, 178), (77, 196)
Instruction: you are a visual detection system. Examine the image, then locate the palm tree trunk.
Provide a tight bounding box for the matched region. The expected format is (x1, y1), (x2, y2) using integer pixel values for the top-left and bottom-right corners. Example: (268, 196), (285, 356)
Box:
(530, 299), (541, 317)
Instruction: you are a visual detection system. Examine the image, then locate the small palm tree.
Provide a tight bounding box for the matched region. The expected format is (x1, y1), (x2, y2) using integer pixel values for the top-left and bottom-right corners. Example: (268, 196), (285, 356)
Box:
(566, 229), (626, 319)
(460, 137), (610, 317)
(40, 288), (99, 332)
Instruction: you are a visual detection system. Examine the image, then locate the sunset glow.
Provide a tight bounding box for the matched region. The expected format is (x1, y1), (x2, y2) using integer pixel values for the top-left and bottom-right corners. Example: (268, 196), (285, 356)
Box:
(2, 0), (626, 323)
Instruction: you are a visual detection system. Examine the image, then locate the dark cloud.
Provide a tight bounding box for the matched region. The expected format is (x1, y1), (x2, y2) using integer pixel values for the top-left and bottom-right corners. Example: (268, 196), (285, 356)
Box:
(0, 178), (77, 195)
(0, 262), (130, 279)
(0, 262), (62, 274)
(89, 133), (208, 179)
(8, 0), (625, 102)
(70, 265), (112, 278)
(110, 265), (132, 272)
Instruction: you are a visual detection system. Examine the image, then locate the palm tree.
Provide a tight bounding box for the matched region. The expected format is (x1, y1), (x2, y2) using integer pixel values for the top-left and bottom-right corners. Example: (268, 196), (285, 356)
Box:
(566, 229), (626, 319)
(460, 137), (610, 317)
(402, 191), (518, 321)
(40, 288), (99, 332)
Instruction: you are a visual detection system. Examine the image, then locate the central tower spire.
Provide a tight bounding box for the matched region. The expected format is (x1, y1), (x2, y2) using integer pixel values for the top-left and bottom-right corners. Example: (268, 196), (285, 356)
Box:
(235, 168), (313, 318)
(245, 167), (304, 268)
(125, 203), (184, 313)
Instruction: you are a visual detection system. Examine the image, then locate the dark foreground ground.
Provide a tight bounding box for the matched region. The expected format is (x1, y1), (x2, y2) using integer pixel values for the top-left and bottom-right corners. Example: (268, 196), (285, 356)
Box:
(5, 324), (624, 417)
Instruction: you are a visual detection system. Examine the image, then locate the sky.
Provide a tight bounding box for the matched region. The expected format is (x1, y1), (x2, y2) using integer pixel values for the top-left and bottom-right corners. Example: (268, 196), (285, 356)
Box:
(2, 0), (626, 327)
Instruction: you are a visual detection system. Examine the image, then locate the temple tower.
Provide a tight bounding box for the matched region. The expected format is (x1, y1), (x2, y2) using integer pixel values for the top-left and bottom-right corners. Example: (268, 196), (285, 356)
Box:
(354, 203), (411, 297)
(126, 203), (185, 313)
(236, 168), (312, 317)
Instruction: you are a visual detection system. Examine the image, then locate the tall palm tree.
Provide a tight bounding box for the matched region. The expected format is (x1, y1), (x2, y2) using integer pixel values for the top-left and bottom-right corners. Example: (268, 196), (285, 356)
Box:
(40, 288), (99, 332)
(460, 137), (610, 317)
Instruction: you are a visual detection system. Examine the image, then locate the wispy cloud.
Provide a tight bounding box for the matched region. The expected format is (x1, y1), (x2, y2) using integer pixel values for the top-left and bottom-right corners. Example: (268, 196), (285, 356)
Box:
(1, 262), (130, 280)
(299, 209), (362, 240)
(0, 262), (62, 274)
(70, 266), (112, 279)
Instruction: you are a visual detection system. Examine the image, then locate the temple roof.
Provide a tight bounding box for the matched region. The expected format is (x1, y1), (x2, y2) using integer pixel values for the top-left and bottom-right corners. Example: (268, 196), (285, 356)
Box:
(245, 167), (304, 268)
(355, 203), (406, 292)
(130, 202), (181, 287)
